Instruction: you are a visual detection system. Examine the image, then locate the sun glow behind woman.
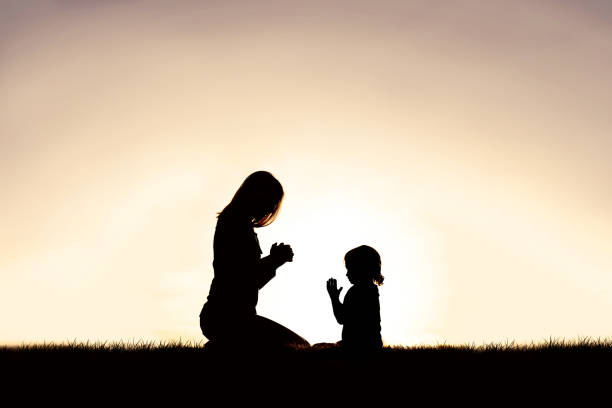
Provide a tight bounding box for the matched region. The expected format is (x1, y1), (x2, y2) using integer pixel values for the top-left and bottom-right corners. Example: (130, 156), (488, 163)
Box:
(1, 1), (612, 346)
(255, 179), (443, 346)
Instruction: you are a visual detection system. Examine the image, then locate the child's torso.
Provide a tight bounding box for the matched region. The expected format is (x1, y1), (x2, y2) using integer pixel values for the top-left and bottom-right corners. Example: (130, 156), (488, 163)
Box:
(342, 282), (382, 348)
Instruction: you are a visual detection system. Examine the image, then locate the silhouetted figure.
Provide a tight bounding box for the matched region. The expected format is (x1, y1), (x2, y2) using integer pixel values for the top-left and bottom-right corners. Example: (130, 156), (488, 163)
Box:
(326, 245), (384, 352)
(199, 171), (309, 350)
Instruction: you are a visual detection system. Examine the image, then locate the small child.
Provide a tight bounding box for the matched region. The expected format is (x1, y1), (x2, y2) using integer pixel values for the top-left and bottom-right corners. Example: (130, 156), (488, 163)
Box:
(326, 245), (384, 351)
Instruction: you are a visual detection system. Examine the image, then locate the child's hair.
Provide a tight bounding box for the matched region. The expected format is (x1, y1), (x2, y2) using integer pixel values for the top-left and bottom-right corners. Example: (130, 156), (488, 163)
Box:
(344, 245), (384, 286)
(219, 171), (284, 227)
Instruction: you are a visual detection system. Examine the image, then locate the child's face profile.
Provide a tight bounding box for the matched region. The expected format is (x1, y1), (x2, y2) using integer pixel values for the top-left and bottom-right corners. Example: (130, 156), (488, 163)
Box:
(346, 267), (360, 284)
(344, 245), (382, 286)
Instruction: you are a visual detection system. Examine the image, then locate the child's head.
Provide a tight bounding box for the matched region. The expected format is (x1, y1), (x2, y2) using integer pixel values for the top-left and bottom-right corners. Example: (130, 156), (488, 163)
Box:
(344, 245), (384, 286)
(221, 170), (284, 227)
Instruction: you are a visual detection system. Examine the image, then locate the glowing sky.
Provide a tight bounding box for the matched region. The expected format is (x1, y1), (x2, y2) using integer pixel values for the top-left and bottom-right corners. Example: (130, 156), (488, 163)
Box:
(1, 0), (611, 345)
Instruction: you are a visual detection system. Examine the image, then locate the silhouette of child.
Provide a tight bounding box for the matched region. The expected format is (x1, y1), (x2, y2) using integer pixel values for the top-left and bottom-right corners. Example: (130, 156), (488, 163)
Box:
(326, 245), (384, 351)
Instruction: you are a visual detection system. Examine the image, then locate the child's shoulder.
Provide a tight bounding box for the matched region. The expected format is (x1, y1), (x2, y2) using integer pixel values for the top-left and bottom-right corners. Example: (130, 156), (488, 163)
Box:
(351, 282), (379, 296)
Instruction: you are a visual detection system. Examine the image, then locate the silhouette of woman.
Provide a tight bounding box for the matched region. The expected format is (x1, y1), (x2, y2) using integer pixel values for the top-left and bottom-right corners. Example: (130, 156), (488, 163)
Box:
(199, 171), (309, 350)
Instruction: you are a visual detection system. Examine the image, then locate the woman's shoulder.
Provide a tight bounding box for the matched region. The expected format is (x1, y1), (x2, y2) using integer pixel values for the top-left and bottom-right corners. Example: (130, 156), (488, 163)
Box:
(216, 210), (252, 231)
(214, 211), (260, 254)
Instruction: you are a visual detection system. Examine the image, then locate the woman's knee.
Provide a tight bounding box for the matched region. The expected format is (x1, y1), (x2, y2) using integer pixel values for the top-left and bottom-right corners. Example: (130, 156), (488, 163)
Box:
(253, 315), (309, 347)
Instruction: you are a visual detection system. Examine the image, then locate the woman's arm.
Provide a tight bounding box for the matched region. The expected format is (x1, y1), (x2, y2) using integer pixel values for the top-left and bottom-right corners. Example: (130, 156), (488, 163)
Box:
(254, 255), (280, 289)
(215, 215), (293, 289)
(254, 243), (293, 289)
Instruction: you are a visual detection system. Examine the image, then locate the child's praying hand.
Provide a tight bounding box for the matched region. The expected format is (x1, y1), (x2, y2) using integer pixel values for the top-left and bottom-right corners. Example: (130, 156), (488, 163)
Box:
(326, 278), (343, 300)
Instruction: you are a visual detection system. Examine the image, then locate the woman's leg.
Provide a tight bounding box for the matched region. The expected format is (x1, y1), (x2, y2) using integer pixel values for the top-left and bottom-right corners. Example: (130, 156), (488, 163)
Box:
(201, 303), (308, 349)
(251, 315), (310, 349)
(200, 303), (249, 348)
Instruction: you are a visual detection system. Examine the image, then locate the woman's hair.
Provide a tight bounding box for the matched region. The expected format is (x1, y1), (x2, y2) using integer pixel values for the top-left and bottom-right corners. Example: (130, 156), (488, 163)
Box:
(344, 245), (384, 286)
(219, 171), (284, 227)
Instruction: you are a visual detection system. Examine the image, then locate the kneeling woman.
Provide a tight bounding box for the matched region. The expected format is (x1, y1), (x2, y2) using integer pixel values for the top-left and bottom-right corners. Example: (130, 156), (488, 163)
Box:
(200, 171), (309, 349)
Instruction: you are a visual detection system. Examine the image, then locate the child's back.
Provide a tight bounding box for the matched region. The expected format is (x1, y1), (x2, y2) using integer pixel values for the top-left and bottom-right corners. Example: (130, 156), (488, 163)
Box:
(341, 281), (382, 350)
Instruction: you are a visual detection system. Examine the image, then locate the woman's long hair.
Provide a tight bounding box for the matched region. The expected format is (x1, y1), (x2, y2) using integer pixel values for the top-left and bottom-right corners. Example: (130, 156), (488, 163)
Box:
(219, 171), (284, 227)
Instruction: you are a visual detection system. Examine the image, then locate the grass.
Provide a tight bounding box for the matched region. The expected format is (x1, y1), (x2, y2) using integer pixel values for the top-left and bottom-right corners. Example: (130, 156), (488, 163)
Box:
(3, 337), (611, 401)
(1, 338), (209, 352)
(3, 335), (612, 352)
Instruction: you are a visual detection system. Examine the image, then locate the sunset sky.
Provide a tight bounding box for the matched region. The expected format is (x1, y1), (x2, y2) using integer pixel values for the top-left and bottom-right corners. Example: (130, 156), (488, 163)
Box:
(1, 0), (611, 346)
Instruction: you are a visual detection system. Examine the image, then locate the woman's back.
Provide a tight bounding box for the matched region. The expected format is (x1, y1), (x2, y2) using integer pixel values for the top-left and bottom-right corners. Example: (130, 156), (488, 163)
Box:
(206, 211), (263, 317)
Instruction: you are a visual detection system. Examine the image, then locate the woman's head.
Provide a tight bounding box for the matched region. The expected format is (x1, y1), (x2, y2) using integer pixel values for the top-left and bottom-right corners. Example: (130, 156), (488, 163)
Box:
(220, 171), (284, 227)
(344, 245), (384, 286)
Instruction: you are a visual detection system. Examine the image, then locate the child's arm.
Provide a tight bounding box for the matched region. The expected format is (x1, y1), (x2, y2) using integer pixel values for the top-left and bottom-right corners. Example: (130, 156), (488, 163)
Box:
(326, 278), (344, 324)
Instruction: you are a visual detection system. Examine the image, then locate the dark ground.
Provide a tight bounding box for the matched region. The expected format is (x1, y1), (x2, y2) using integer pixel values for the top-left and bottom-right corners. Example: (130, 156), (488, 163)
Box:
(2, 343), (611, 403)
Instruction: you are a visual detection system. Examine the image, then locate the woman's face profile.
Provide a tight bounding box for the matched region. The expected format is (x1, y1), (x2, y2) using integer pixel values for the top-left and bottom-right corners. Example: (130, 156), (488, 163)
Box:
(250, 196), (279, 224)
(228, 171), (283, 227)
